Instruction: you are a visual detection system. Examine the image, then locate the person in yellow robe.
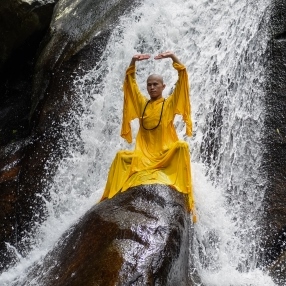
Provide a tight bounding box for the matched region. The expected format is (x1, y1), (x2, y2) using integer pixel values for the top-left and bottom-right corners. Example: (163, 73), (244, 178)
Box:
(101, 51), (196, 221)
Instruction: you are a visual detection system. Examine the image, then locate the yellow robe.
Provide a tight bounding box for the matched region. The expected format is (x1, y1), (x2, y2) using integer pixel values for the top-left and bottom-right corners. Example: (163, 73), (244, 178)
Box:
(102, 62), (196, 220)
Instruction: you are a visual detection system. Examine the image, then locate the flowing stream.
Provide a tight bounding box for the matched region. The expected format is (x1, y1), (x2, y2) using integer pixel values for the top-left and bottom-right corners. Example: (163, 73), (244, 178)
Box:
(0, 0), (277, 285)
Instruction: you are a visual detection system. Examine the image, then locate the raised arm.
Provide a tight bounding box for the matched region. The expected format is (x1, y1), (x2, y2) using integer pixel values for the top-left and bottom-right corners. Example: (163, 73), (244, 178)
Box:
(121, 54), (150, 143)
(155, 51), (192, 136)
(154, 51), (183, 65)
(129, 54), (151, 67)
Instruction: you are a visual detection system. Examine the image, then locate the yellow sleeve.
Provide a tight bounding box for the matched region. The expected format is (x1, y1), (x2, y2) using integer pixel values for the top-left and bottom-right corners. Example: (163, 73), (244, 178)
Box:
(120, 65), (147, 143)
(169, 62), (192, 136)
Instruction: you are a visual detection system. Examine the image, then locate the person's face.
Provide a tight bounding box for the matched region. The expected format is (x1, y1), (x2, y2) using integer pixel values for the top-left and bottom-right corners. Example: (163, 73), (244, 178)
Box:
(147, 75), (165, 100)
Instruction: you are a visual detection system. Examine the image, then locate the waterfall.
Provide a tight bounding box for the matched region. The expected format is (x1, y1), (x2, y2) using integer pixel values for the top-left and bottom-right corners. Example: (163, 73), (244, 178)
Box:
(0, 0), (276, 285)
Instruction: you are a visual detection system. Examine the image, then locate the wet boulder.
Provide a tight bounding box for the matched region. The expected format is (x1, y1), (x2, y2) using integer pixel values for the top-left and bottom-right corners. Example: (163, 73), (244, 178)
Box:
(0, 0), (56, 68)
(0, 0), (141, 271)
(31, 0), (136, 117)
(267, 233), (286, 286)
(0, 0), (56, 146)
(263, 0), (286, 284)
(0, 0), (56, 269)
(18, 185), (192, 286)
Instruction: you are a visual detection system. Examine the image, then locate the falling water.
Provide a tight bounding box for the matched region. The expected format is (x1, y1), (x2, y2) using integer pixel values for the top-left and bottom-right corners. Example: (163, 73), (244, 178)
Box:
(0, 0), (276, 285)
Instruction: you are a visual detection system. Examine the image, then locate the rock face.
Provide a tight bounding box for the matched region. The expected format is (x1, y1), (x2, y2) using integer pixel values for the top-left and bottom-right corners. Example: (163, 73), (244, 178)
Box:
(0, 0), (56, 146)
(31, 0), (136, 118)
(0, 0), (56, 68)
(264, 0), (286, 283)
(17, 185), (192, 286)
(0, 0), (57, 270)
(268, 234), (286, 286)
(0, 0), (140, 271)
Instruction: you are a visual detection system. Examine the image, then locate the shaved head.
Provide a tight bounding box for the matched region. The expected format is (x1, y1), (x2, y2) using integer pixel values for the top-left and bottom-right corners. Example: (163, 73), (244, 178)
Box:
(147, 74), (164, 84)
(146, 74), (166, 100)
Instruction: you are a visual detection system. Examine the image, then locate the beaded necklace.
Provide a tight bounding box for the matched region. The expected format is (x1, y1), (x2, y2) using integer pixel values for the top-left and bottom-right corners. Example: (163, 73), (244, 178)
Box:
(141, 99), (165, 130)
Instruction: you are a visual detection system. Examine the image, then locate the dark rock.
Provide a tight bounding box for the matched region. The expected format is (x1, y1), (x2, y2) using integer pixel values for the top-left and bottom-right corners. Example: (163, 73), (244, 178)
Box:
(0, 0), (141, 271)
(200, 101), (223, 178)
(263, 0), (286, 281)
(0, 0), (56, 68)
(268, 252), (286, 286)
(0, 138), (35, 270)
(0, 0), (56, 146)
(267, 226), (286, 285)
(17, 185), (192, 286)
(31, 0), (138, 117)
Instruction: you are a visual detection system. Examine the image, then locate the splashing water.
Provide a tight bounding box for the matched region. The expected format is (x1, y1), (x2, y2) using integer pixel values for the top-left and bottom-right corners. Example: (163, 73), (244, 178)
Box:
(0, 0), (276, 285)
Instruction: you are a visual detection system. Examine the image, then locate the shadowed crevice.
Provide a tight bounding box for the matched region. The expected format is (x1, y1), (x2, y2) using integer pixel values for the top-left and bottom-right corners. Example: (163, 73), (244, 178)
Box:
(274, 31), (286, 40)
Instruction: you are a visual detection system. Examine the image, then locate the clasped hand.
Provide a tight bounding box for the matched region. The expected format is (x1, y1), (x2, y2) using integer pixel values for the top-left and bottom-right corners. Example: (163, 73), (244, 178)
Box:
(132, 51), (175, 61)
